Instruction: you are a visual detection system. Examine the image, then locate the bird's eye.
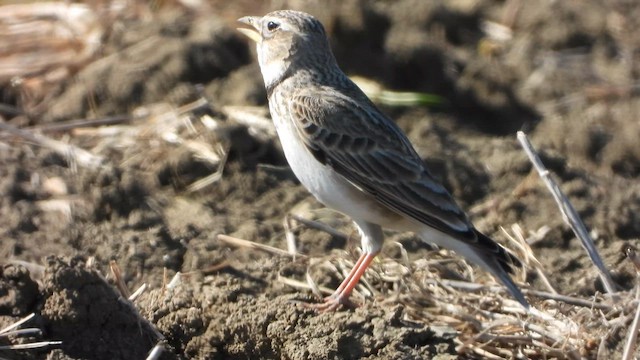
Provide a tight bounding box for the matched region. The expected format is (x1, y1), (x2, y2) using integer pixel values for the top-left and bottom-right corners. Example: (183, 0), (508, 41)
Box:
(267, 21), (279, 32)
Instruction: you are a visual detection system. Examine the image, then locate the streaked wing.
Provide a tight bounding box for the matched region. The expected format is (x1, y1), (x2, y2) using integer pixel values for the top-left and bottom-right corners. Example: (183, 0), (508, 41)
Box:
(288, 87), (476, 241)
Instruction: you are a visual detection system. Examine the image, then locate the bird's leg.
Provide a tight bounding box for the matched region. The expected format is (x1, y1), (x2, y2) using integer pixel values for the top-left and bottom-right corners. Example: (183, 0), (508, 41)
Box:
(325, 252), (367, 300)
(301, 222), (382, 311)
(308, 252), (378, 312)
(330, 252), (376, 301)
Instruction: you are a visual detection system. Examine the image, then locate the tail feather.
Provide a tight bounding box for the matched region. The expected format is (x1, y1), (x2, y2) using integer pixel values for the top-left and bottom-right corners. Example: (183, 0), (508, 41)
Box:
(419, 227), (529, 308)
(475, 229), (522, 274)
(474, 229), (529, 309)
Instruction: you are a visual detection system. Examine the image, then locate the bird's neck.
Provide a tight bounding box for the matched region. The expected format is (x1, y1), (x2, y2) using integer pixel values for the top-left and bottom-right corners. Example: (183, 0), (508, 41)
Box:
(261, 61), (289, 93)
(263, 58), (345, 99)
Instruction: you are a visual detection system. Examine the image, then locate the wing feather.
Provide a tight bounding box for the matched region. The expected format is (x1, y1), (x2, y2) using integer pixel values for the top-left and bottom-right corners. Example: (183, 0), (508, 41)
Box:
(288, 87), (477, 240)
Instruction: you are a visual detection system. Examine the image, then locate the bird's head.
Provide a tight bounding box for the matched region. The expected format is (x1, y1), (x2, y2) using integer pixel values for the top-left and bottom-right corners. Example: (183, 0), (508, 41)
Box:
(238, 10), (335, 88)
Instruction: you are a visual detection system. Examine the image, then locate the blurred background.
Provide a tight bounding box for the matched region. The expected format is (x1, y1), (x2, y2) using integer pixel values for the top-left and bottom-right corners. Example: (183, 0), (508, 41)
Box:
(1, 1), (640, 359)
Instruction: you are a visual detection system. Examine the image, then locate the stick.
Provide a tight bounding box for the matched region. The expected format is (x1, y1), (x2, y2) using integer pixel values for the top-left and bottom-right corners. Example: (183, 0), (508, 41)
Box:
(0, 341), (63, 350)
(28, 114), (136, 133)
(501, 224), (557, 294)
(109, 260), (130, 298)
(277, 274), (334, 296)
(0, 313), (62, 352)
(289, 214), (349, 241)
(436, 278), (611, 310)
(0, 116), (104, 169)
(0, 313), (35, 335)
(0, 328), (41, 337)
(622, 282), (640, 360)
(186, 145), (229, 192)
(283, 215), (298, 256)
(222, 105), (277, 141)
(516, 131), (617, 295)
(128, 283), (147, 302)
(145, 343), (164, 360)
(217, 234), (303, 258)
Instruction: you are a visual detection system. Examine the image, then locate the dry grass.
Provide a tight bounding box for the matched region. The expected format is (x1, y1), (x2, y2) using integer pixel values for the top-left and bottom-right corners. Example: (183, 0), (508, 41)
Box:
(0, 1), (117, 111)
(0, 2), (637, 359)
(274, 222), (636, 359)
(0, 313), (61, 356)
(219, 196), (637, 359)
(7, 86), (634, 358)
(271, 136), (637, 359)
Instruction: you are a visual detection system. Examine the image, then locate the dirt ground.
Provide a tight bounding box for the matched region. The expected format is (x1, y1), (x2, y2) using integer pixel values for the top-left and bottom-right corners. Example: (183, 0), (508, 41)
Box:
(1, 0), (640, 359)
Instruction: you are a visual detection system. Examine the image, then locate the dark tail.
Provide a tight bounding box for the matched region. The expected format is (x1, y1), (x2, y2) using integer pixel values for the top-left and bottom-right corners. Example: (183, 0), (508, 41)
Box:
(474, 229), (529, 309)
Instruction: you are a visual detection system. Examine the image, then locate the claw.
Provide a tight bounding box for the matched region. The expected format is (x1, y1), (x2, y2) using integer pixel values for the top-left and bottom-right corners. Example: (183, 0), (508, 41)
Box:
(299, 294), (358, 312)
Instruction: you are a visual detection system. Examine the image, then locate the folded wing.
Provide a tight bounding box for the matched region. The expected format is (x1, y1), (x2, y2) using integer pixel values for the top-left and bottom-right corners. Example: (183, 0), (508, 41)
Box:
(288, 88), (478, 243)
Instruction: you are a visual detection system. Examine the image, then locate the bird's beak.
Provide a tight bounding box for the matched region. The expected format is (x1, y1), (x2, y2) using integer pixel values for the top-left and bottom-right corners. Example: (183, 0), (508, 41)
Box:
(237, 16), (262, 43)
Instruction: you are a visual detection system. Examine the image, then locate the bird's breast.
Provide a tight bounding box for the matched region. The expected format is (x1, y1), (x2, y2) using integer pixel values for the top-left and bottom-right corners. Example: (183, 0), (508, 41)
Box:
(268, 94), (402, 226)
(271, 102), (337, 197)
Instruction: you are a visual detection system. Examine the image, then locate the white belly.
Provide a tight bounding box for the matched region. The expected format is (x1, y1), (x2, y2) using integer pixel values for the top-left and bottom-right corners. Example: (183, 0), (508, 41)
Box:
(270, 100), (401, 226)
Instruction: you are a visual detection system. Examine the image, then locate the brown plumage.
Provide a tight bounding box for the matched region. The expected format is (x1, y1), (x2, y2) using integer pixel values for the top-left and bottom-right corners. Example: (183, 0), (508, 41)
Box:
(238, 10), (527, 310)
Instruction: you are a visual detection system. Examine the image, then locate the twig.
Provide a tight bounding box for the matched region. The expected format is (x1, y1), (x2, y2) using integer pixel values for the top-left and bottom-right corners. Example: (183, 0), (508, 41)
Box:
(0, 328), (41, 337)
(109, 260), (130, 298)
(166, 272), (182, 290)
(516, 131), (617, 295)
(0, 313), (62, 352)
(436, 278), (611, 310)
(0, 341), (63, 350)
(199, 260), (231, 274)
(277, 274), (334, 296)
(289, 214), (349, 241)
(176, 97), (211, 115)
(222, 105), (276, 141)
(145, 343), (164, 360)
(217, 234), (303, 258)
(305, 271), (325, 298)
(0, 116), (104, 169)
(28, 114), (136, 133)
(501, 224), (557, 294)
(283, 215), (298, 256)
(0, 313), (35, 335)
(186, 144), (229, 192)
(622, 280), (640, 360)
(128, 283), (147, 302)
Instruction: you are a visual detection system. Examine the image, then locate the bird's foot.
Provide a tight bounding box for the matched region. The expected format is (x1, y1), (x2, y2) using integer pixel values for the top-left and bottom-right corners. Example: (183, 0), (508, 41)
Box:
(296, 252), (377, 312)
(299, 294), (358, 312)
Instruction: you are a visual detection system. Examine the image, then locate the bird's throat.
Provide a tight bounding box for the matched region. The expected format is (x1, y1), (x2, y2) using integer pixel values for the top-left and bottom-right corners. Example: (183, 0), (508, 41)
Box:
(263, 63), (296, 99)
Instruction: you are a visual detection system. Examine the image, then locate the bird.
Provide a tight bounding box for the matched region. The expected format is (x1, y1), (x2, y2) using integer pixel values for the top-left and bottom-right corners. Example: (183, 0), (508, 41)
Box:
(237, 10), (528, 311)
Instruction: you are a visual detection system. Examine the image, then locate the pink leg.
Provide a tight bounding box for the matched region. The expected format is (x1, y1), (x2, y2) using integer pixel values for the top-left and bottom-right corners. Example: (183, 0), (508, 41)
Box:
(326, 253), (366, 299)
(307, 252), (378, 312)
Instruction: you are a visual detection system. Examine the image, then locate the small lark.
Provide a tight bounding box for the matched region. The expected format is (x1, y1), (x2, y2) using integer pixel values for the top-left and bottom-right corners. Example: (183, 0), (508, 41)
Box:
(238, 10), (528, 311)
